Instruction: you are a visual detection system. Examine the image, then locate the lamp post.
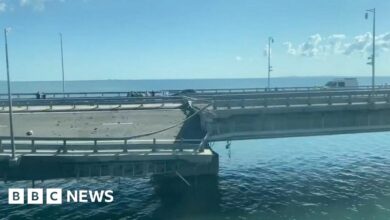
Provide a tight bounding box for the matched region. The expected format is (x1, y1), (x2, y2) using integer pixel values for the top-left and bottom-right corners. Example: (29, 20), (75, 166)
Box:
(365, 8), (376, 91)
(267, 37), (274, 89)
(59, 33), (65, 95)
(4, 28), (16, 160)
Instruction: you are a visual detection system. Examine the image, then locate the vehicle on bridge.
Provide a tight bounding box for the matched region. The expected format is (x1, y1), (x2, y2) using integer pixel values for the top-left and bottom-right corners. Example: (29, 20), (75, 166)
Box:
(172, 89), (197, 96)
(324, 78), (359, 89)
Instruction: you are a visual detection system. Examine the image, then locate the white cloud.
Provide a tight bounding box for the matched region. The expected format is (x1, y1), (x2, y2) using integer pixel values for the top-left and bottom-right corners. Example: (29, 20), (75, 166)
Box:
(283, 42), (297, 56)
(374, 33), (390, 53)
(283, 34), (324, 57)
(343, 32), (371, 55)
(0, 0), (6, 12)
(20, 0), (47, 11)
(0, 0), (66, 13)
(343, 32), (390, 56)
(18, 0), (68, 11)
(285, 32), (390, 57)
(327, 34), (346, 54)
(235, 56), (242, 61)
(296, 34), (323, 57)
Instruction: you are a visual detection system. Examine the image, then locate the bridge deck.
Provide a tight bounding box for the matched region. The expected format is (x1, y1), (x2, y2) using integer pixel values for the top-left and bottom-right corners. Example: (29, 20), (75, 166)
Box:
(0, 107), (212, 181)
(0, 108), (196, 139)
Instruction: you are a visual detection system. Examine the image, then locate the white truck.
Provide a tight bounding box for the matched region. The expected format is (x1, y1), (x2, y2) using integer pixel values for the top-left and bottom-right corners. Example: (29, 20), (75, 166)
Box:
(324, 78), (359, 89)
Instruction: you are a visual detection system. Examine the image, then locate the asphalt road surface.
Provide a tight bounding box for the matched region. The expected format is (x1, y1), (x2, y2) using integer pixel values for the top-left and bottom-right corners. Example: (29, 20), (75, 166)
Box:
(0, 109), (202, 140)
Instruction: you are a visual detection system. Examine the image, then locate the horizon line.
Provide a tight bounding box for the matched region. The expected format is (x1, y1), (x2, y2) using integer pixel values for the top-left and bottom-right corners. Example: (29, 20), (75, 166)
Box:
(1, 75), (389, 83)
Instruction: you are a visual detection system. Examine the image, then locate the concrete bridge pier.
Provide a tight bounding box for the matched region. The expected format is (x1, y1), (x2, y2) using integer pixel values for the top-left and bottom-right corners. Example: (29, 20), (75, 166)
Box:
(155, 149), (219, 179)
(152, 154), (220, 196)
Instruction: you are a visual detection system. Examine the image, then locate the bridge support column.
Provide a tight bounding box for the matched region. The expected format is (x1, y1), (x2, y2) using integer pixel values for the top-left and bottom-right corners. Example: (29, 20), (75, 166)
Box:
(157, 149), (219, 180)
(151, 150), (219, 193)
(175, 150), (219, 177)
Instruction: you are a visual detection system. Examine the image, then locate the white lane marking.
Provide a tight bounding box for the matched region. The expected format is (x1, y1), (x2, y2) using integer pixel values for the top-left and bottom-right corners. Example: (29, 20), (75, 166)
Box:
(102, 122), (133, 126)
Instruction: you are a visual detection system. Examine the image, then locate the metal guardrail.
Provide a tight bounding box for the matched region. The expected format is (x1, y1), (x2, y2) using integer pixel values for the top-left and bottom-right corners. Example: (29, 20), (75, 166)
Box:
(3, 88), (389, 110)
(165, 85), (390, 95)
(193, 88), (390, 99)
(182, 86), (378, 94)
(0, 91), (159, 99)
(0, 137), (203, 154)
(192, 89), (390, 109)
(0, 96), (185, 108)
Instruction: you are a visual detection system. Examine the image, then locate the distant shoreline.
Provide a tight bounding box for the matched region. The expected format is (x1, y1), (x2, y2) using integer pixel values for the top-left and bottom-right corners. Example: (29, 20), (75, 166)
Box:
(1, 75), (390, 83)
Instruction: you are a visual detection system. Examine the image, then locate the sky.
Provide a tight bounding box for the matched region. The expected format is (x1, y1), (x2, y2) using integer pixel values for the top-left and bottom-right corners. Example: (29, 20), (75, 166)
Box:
(0, 0), (389, 81)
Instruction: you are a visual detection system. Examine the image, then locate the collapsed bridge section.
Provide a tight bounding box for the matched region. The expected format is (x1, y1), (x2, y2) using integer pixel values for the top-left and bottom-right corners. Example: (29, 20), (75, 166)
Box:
(194, 89), (390, 141)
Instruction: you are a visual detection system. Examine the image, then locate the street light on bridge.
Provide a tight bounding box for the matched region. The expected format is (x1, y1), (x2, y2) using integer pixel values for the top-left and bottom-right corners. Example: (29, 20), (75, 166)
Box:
(267, 37), (274, 89)
(365, 8), (376, 91)
(59, 33), (65, 95)
(4, 28), (16, 161)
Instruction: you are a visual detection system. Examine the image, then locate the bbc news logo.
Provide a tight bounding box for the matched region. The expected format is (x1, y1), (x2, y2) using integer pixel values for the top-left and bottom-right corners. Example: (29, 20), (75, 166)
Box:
(8, 188), (114, 204)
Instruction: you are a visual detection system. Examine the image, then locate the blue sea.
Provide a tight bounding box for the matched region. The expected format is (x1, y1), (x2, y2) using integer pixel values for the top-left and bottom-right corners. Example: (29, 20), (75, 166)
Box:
(1, 77), (390, 220)
(1, 76), (390, 93)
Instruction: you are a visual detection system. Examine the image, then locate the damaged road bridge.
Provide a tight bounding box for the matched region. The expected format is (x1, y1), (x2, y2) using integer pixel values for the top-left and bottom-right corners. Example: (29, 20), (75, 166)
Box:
(2, 88), (390, 180)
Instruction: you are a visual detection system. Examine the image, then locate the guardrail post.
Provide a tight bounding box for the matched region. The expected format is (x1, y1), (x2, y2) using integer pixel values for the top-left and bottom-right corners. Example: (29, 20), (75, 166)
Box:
(286, 97), (290, 107)
(328, 96), (332, 105)
(180, 138), (184, 152)
(123, 139), (128, 153)
(63, 140), (67, 153)
(152, 138), (156, 152)
(31, 140), (35, 153)
(0, 139), (3, 153)
(387, 93), (390, 103)
(348, 95), (352, 105)
(212, 99), (216, 110)
(368, 93), (373, 104)
(93, 140), (98, 153)
(240, 99), (245, 109)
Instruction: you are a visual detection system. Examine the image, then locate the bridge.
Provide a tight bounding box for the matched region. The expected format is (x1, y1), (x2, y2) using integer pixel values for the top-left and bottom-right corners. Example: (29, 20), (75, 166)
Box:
(1, 86), (390, 181)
